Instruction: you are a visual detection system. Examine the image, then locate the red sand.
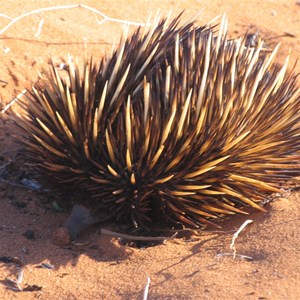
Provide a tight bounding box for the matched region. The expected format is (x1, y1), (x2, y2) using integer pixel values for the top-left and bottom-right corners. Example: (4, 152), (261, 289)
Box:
(0, 1), (299, 299)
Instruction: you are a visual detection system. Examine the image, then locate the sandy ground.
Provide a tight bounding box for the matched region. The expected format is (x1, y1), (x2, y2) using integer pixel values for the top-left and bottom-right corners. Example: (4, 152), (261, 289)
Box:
(0, 0), (300, 299)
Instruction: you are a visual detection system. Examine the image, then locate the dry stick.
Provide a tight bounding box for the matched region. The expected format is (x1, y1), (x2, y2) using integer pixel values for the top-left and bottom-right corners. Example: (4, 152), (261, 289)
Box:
(16, 268), (24, 285)
(101, 228), (178, 241)
(34, 19), (44, 37)
(143, 277), (151, 300)
(1, 89), (27, 113)
(0, 4), (147, 36)
(0, 13), (12, 20)
(5, 267), (24, 291)
(230, 219), (253, 258)
(216, 219), (253, 260)
(53, 205), (178, 246)
(0, 79), (9, 85)
(0, 178), (42, 191)
(0, 5), (148, 111)
(0, 158), (15, 171)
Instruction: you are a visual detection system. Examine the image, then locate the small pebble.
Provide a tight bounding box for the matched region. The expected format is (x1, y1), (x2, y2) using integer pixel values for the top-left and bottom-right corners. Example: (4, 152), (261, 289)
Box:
(12, 201), (27, 209)
(23, 229), (35, 240)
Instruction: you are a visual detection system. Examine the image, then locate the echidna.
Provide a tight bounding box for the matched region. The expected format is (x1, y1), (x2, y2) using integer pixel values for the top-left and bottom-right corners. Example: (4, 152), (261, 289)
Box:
(13, 14), (300, 243)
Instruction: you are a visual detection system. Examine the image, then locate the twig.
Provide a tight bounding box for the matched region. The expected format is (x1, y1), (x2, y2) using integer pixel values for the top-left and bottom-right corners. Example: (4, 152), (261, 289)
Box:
(79, 4), (149, 27)
(216, 252), (253, 261)
(101, 228), (178, 241)
(16, 268), (24, 284)
(0, 13), (12, 20)
(0, 153), (17, 172)
(230, 219), (253, 258)
(1, 89), (26, 113)
(0, 178), (45, 191)
(34, 19), (44, 37)
(0, 79), (8, 85)
(0, 159), (13, 171)
(0, 4), (147, 36)
(216, 219), (254, 260)
(5, 268), (24, 291)
(143, 277), (150, 300)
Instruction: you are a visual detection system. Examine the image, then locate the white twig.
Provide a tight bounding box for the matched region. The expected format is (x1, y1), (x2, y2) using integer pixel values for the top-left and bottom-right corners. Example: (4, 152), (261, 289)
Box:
(1, 89), (27, 113)
(0, 13), (12, 20)
(0, 4), (147, 36)
(230, 219), (253, 258)
(0, 158), (14, 170)
(34, 19), (44, 37)
(5, 267), (24, 291)
(101, 228), (177, 241)
(143, 277), (150, 300)
(79, 4), (148, 27)
(216, 252), (253, 261)
(16, 268), (24, 284)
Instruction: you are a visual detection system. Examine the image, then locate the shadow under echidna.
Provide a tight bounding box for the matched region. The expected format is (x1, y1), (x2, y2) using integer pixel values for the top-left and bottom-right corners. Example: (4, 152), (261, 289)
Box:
(13, 14), (300, 245)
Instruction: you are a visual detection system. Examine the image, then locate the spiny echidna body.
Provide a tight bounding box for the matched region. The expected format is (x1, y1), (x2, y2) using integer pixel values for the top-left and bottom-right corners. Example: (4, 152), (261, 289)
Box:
(14, 15), (300, 239)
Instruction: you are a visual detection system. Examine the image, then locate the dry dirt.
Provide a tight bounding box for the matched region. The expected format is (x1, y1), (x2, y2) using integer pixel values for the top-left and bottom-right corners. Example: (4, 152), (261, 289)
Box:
(0, 1), (300, 299)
